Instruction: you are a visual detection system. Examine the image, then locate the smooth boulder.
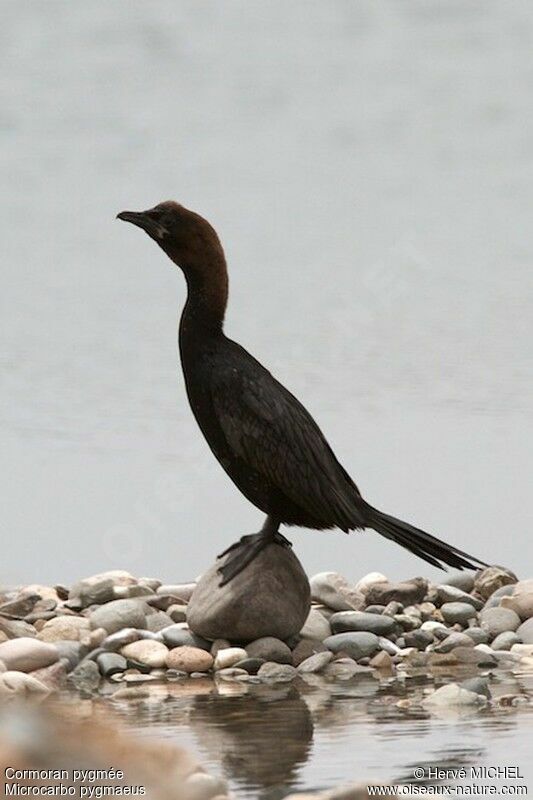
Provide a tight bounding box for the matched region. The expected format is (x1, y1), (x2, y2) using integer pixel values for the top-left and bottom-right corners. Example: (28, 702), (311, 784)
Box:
(187, 543), (311, 642)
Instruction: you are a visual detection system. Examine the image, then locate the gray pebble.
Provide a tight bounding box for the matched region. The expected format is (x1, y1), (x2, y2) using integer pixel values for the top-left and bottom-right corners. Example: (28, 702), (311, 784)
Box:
(90, 600), (147, 634)
(436, 584), (483, 609)
(233, 657), (265, 675)
(445, 572), (475, 593)
(491, 631), (522, 651)
(324, 632), (380, 660)
(330, 611), (398, 637)
(257, 662), (298, 683)
(435, 632), (475, 653)
(483, 584), (516, 609)
(460, 676), (491, 698)
(403, 629), (433, 650)
(246, 637), (292, 664)
(464, 627), (489, 645)
(517, 618), (533, 644)
(160, 626), (211, 651)
(440, 602), (477, 625)
(53, 641), (83, 671)
(68, 660), (101, 693)
(97, 652), (128, 677)
(479, 606), (521, 638)
(297, 651), (333, 674)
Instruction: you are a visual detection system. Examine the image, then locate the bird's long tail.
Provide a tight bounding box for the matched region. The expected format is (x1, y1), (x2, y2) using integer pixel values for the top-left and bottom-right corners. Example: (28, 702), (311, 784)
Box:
(366, 506), (488, 571)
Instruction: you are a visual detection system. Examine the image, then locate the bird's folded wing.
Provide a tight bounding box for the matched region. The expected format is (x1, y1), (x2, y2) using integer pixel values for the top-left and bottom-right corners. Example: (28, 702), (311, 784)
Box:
(211, 366), (365, 529)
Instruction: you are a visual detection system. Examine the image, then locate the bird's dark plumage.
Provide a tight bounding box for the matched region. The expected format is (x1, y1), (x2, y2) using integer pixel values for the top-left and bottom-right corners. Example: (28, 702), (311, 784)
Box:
(118, 201), (488, 583)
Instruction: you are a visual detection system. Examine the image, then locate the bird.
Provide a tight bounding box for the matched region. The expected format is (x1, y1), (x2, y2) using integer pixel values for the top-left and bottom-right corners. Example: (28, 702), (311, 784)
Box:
(117, 201), (487, 585)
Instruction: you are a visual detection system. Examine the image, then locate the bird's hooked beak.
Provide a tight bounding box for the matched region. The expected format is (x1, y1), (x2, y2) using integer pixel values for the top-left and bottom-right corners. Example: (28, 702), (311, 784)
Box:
(116, 210), (167, 240)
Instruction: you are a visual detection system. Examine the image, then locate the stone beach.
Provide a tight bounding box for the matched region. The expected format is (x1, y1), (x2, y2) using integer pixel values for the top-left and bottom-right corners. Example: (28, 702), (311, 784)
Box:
(1, 561), (533, 798)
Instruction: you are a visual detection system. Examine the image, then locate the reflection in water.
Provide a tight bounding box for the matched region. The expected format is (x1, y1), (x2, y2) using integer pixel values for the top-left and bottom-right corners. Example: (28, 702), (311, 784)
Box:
(113, 667), (533, 799)
(190, 685), (313, 797)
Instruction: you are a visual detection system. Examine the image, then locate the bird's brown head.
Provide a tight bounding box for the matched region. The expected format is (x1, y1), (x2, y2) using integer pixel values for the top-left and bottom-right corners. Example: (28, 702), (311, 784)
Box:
(118, 201), (228, 327)
(117, 201), (224, 272)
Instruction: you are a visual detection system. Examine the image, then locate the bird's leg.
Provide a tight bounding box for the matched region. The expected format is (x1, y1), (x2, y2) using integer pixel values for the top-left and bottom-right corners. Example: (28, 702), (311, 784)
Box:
(217, 516), (291, 585)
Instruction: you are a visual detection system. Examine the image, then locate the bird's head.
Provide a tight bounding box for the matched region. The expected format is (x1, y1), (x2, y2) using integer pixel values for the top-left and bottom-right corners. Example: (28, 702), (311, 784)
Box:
(117, 201), (223, 274)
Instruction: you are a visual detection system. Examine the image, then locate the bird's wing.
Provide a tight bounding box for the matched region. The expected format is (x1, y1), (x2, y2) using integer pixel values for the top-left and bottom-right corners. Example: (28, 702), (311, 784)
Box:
(211, 352), (365, 530)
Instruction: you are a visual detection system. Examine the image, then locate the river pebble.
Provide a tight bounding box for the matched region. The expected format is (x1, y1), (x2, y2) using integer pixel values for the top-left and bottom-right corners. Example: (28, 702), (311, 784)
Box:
(440, 602), (477, 625)
(329, 611), (398, 637)
(246, 637), (292, 664)
(324, 632), (379, 660)
(90, 599), (147, 634)
(0, 638), (59, 672)
(121, 640), (169, 668)
(166, 646), (214, 673)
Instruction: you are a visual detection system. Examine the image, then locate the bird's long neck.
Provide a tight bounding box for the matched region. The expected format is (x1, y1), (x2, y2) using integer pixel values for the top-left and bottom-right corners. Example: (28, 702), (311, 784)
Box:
(180, 254), (228, 336)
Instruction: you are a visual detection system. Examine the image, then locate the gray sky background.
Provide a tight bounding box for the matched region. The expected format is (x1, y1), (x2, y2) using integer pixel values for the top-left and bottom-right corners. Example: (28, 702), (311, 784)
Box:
(1, 1), (532, 586)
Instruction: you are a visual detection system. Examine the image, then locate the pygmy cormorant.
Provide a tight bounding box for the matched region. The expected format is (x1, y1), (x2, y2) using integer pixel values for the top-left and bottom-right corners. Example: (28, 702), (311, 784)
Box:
(117, 202), (487, 584)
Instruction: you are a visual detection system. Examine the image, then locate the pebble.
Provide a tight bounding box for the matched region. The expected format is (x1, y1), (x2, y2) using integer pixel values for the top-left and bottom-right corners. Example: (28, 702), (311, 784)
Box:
(210, 639), (231, 657)
(161, 626), (211, 651)
(445, 572), (475, 593)
(479, 606), (521, 638)
(97, 652), (128, 677)
(309, 572), (365, 611)
(440, 602), (477, 625)
(483, 584), (516, 609)
(0, 619), (37, 638)
(300, 607), (332, 640)
(0, 670), (50, 696)
(355, 571), (388, 595)
(434, 632), (475, 653)
(329, 611), (398, 637)
(102, 628), (142, 651)
(232, 657), (265, 675)
(246, 637), (292, 664)
(516, 618), (533, 644)
(89, 599), (147, 634)
(501, 592), (533, 621)
(323, 658), (359, 680)
(323, 632), (379, 660)
(292, 638), (328, 666)
(423, 683), (485, 707)
(460, 677), (491, 698)
(145, 611), (174, 632)
(37, 615), (90, 643)
(214, 647), (248, 670)
(297, 651), (333, 674)
(31, 660), (68, 690)
(257, 662), (298, 683)
(435, 584), (483, 610)
(78, 578), (116, 608)
(365, 578), (427, 607)
(68, 660), (101, 693)
(369, 650), (394, 670)
(54, 641), (84, 671)
(157, 583), (197, 601)
(490, 631), (522, 651)
(0, 637), (59, 672)
(166, 646), (214, 673)
(403, 629), (433, 650)
(474, 566), (518, 600)
(121, 640), (169, 668)
(167, 604), (188, 623)
(463, 627), (489, 645)
(420, 621), (449, 635)
(377, 637), (401, 655)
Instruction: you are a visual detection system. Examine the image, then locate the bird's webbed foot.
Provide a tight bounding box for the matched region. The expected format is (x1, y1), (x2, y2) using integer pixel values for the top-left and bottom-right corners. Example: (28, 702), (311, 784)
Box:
(217, 527), (292, 586)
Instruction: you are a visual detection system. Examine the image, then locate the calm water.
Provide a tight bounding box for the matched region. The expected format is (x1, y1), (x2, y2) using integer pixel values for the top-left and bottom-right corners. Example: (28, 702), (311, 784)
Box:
(108, 665), (533, 798)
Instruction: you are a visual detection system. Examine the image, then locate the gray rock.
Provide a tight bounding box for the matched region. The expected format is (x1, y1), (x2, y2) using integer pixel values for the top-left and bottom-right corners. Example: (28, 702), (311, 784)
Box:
(440, 602), (477, 625)
(490, 631), (522, 651)
(423, 682), (485, 707)
(53, 641), (83, 671)
(0, 618), (37, 639)
(291, 638), (328, 666)
(500, 591), (533, 621)
(516, 618), (533, 644)
(435, 632), (475, 653)
(233, 657), (265, 674)
(297, 651), (333, 674)
(257, 662), (298, 683)
(435, 584), (483, 610)
(299, 607), (332, 640)
(246, 637), (292, 664)
(474, 566), (518, 601)
(323, 658), (365, 680)
(330, 611), (398, 637)
(445, 572), (475, 593)
(145, 611), (174, 632)
(187, 544), (310, 642)
(160, 626), (211, 651)
(403, 629), (433, 650)
(78, 578), (116, 608)
(324, 632), (379, 660)
(157, 583), (196, 602)
(483, 584), (516, 609)
(68, 660), (101, 693)
(464, 627), (489, 645)
(365, 578), (427, 607)
(479, 606), (521, 638)
(460, 677), (491, 699)
(89, 600), (147, 634)
(377, 637), (401, 655)
(102, 628), (142, 651)
(0, 638), (59, 672)
(97, 652), (128, 677)
(309, 572), (365, 611)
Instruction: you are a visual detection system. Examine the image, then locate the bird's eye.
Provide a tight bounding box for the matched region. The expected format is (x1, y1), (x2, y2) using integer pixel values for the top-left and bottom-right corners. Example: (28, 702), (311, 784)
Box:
(150, 209), (162, 220)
